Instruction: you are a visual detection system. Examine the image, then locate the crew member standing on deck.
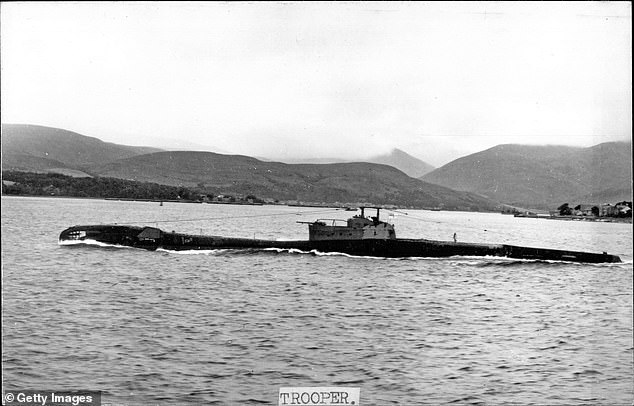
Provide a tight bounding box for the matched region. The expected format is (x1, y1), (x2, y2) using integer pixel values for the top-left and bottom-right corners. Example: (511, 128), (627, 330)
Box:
(453, 232), (457, 243)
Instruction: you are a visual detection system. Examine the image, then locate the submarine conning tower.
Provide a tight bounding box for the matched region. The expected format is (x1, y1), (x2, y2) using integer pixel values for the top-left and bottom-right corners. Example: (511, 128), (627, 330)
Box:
(306, 207), (396, 241)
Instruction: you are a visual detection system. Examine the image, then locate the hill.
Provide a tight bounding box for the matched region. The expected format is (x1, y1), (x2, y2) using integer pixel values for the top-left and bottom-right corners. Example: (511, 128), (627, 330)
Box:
(421, 142), (632, 209)
(1, 124), (494, 209)
(1, 124), (162, 171)
(86, 151), (497, 210)
(272, 148), (434, 178)
(2, 171), (198, 201)
(0, 153), (92, 177)
(366, 148), (435, 178)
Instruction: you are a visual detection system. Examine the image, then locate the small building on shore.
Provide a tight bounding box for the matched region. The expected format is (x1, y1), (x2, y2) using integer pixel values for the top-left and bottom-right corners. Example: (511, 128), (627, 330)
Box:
(573, 204), (598, 216)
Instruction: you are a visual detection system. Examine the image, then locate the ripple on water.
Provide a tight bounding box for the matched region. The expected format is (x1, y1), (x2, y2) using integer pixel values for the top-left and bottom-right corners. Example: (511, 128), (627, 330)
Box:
(2, 197), (633, 405)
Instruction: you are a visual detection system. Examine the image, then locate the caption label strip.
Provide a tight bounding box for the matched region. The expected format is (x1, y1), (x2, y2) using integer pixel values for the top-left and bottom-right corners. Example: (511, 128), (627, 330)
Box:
(3, 391), (101, 406)
(279, 387), (360, 405)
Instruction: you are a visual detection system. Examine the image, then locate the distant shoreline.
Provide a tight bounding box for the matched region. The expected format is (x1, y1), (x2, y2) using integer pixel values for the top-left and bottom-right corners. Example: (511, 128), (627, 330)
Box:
(509, 211), (632, 223)
(2, 194), (632, 223)
(545, 216), (632, 224)
(0, 194), (344, 209)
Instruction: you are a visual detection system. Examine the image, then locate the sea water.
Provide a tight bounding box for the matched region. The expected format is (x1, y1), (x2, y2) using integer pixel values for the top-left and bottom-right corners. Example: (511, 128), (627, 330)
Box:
(2, 196), (632, 405)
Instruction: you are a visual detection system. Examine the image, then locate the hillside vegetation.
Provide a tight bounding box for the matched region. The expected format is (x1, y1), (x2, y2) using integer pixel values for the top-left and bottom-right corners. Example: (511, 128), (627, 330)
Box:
(1, 124), (495, 210)
(2, 171), (197, 201)
(421, 142), (632, 209)
(2, 124), (162, 169)
(87, 151), (496, 210)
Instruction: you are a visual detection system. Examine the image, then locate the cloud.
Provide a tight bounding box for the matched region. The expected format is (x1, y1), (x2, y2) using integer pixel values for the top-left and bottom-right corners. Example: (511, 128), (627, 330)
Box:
(1, 2), (631, 166)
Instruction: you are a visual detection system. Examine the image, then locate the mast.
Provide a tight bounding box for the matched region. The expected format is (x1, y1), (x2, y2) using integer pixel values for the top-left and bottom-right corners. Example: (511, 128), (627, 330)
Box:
(359, 206), (382, 220)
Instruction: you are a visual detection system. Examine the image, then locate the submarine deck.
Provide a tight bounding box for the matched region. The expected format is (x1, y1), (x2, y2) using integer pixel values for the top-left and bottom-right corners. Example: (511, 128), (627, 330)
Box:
(59, 225), (622, 263)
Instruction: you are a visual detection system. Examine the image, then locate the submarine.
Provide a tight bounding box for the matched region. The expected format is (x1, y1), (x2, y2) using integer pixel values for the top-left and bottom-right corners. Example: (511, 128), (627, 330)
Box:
(59, 207), (622, 263)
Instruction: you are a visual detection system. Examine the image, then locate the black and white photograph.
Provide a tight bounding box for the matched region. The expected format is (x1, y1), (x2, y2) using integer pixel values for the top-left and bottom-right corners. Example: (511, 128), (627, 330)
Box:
(1, 2), (632, 405)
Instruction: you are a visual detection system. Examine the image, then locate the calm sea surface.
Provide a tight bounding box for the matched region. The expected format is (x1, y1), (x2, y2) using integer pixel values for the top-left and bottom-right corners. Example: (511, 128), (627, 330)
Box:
(2, 196), (633, 405)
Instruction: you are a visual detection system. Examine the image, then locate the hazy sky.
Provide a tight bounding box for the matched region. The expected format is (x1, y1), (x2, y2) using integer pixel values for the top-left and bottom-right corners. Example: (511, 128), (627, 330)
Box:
(1, 2), (631, 166)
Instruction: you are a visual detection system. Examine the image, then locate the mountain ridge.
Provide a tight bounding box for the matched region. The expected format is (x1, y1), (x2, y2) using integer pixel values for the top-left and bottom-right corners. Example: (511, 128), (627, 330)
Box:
(1, 124), (495, 210)
(421, 142), (632, 209)
(270, 148), (435, 178)
(86, 150), (495, 210)
(365, 148), (435, 178)
(4, 123), (629, 210)
(1, 124), (163, 168)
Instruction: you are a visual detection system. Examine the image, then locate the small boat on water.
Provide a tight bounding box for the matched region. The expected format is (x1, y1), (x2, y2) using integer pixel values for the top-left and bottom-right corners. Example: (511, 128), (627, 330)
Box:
(59, 207), (621, 263)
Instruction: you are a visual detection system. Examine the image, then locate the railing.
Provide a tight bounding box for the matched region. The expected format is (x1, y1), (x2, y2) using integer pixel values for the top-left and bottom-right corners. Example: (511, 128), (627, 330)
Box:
(297, 219), (348, 226)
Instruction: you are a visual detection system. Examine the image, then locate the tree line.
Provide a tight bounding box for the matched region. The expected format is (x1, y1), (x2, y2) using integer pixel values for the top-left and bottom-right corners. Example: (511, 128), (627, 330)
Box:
(557, 202), (632, 218)
(2, 171), (200, 201)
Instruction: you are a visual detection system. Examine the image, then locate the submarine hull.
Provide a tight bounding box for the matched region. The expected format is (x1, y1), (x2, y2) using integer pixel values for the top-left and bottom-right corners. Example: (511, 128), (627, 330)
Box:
(59, 225), (622, 263)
